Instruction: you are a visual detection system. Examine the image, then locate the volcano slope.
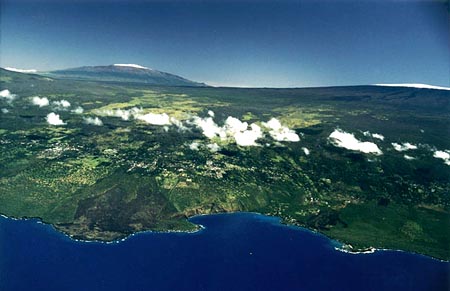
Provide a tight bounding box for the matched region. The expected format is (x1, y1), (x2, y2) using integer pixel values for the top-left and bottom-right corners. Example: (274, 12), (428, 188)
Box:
(1, 69), (449, 259)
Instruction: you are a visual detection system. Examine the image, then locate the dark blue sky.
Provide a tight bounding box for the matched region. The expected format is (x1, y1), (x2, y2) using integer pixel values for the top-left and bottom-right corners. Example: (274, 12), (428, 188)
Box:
(1, 0), (448, 87)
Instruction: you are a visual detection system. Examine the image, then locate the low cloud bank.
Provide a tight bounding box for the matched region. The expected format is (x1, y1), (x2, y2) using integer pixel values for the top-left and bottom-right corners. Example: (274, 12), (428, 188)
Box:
(31, 96), (49, 107)
(262, 118), (300, 142)
(136, 112), (171, 125)
(329, 129), (382, 155)
(234, 123), (263, 146)
(96, 107), (142, 121)
(433, 150), (450, 166)
(46, 112), (66, 125)
(191, 115), (268, 146)
(169, 117), (188, 131)
(96, 107), (186, 130)
(191, 116), (226, 139)
(224, 117), (264, 146)
(136, 113), (186, 130)
(391, 142), (417, 152)
(0, 89), (16, 102)
(95, 107), (299, 147)
(83, 116), (103, 126)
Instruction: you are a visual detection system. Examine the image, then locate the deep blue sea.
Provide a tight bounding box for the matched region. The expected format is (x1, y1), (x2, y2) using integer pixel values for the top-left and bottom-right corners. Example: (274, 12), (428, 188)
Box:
(0, 212), (448, 291)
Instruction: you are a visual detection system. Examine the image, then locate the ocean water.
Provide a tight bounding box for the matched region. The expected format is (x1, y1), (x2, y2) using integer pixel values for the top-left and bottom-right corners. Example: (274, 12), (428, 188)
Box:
(0, 213), (448, 291)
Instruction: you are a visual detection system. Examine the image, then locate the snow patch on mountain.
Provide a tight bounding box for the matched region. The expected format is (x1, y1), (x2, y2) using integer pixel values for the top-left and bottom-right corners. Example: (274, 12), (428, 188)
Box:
(4, 67), (37, 73)
(374, 83), (450, 91)
(113, 64), (151, 70)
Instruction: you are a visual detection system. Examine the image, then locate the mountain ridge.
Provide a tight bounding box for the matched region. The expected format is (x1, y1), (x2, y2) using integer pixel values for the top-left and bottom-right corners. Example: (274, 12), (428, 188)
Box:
(2, 66), (449, 90)
(41, 64), (207, 87)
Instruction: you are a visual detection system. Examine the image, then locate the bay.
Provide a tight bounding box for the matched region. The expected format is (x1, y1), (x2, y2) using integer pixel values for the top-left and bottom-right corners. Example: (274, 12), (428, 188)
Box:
(0, 213), (448, 291)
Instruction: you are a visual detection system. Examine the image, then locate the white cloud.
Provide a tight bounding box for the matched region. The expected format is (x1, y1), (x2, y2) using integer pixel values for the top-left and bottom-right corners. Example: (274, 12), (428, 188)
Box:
(52, 100), (71, 109)
(233, 123), (263, 146)
(192, 114), (302, 146)
(115, 109), (134, 120)
(403, 155), (416, 160)
(0, 89), (16, 102)
(96, 107), (142, 121)
(4, 67), (37, 73)
(374, 83), (450, 91)
(262, 118), (300, 142)
(224, 117), (264, 146)
(207, 143), (220, 152)
(136, 112), (171, 125)
(83, 116), (103, 126)
(302, 147), (310, 155)
(189, 142), (200, 151)
(391, 142), (417, 152)
(1, 108), (9, 114)
(191, 115), (264, 146)
(31, 96), (49, 107)
(329, 129), (383, 155)
(96, 107), (187, 129)
(191, 116), (226, 139)
(224, 116), (248, 133)
(46, 112), (66, 126)
(433, 150), (450, 166)
(71, 106), (84, 114)
(93, 108), (296, 147)
(170, 117), (188, 131)
(372, 133), (385, 141)
(363, 131), (385, 141)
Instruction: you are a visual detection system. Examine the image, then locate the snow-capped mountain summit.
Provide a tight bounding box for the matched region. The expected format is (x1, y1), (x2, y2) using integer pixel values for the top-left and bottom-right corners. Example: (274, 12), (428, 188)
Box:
(374, 83), (450, 91)
(113, 64), (152, 70)
(4, 67), (38, 73)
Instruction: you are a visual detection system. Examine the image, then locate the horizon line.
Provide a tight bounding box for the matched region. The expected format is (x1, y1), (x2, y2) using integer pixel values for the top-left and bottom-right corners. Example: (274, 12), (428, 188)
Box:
(2, 66), (449, 91)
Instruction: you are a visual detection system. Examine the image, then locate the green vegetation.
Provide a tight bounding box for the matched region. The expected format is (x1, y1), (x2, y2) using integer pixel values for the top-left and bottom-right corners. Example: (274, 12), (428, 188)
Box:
(1, 68), (449, 259)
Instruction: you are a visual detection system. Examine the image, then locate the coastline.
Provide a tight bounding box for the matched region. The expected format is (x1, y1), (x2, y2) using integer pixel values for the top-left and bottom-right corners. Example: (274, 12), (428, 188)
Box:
(1, 212), (448, 263)
(0, 213), (205, 245)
